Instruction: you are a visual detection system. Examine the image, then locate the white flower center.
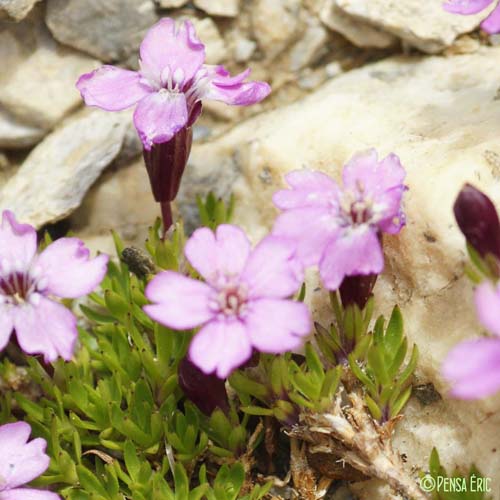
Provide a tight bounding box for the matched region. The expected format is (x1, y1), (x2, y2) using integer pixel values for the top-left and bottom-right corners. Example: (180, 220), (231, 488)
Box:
(209, 275), (248, 319)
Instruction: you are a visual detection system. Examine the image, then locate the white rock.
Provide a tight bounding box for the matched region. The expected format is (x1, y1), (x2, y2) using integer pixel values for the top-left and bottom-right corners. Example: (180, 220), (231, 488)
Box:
(45, 0), (159, 62)
(288, 16), (329, 71)
(320, 0), (397, 49)
(0, 0), (41, 21)
(193, 0), (239, 17)
(0, 10), (98, 130)
(251, 0), (302, 59)
(0, 107), (44, 148)
(0, 109), (131, 228)
(188, 47), (500, 493)
(335, 0), (491, 53)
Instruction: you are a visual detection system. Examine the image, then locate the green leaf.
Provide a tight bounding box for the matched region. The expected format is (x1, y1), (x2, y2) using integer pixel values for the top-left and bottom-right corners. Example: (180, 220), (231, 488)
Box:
(385, 305), (404, 355)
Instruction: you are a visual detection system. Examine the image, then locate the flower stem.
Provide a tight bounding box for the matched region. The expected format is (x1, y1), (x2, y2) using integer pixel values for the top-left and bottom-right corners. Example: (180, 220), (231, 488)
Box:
(160, 201), (173, 237)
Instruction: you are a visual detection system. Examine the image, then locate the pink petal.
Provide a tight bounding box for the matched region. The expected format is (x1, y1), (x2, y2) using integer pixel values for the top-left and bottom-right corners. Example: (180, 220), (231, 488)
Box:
(0, 489), (60, 500)
(14, 297), (78, 362)
(35, 238), (108, 299)
(474, 282), (500, 337)
(0, 305), (14, 351)
(189, 319), (252, 378)
(481, 2), (500, 32)
(204, 66), (271, 106)
(184, 227), (218, 281)
(272, 207), (338, 267)
(0, 211), (37, 269)
(241, 236), (303, 299)
(185, 225), (251, 283)
(133, 91), (188, 150)
(443, 0), (494, 14)
(246, 299), (310, 353)
(76, 66), (152, 112)
(442, 338), (500, 399)
(139, 19), (205, 84)
(144, 271), (213, 330)
(319, 227), (384, 291)
(272, 169), (340, 211)
(0, 422), (49, 490)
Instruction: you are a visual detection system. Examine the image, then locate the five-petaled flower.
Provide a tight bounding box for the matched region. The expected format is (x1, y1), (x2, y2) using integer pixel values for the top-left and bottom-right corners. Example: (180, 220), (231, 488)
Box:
(76, 18), (271, 150)
(272, 149), (407, 291)
(443, 0), (500, 34)
(143, 224), (310, 378)
(0, 421), (60, 499)
(443, 281), (500, 398)
(0, 211), (108, 362)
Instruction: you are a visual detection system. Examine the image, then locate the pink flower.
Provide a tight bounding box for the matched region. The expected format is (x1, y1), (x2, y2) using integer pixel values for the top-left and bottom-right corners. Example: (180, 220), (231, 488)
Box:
(0, 421), (60, 500)
(272, 149), (407, 291)
(144, 224), (310, 378)
(0, 211), (108, 362)
(443, 0), (500, 34)
(76, 18), (271, 150)
(443, 281), (500, 399)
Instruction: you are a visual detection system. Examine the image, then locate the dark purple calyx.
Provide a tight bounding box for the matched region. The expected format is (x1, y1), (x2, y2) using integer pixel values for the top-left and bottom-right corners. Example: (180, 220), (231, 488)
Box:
(454, 183), (500, 260)
(339, 273), (378, 310)
(178, 356), (229, 416)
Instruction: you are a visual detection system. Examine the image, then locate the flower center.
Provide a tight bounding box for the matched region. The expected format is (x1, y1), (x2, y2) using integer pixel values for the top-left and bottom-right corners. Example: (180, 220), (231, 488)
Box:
(0, 261), (46, 306)
(209, 277), (248, 319)
(339, 181), (376, 227)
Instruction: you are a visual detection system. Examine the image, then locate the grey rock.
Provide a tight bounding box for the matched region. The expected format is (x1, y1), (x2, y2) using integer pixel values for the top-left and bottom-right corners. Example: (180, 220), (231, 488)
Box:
(45, 0), (159, 62)
(233, 37), (257, 62)
(0, 0), (41, 21)
(190, 17), (228, 64)
(0, 108), (131, 228)
(0, 9), (98, 130)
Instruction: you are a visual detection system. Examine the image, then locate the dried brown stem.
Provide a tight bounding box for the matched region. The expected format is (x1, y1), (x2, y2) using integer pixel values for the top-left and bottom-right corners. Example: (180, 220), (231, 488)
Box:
(290, 391), (429, 500)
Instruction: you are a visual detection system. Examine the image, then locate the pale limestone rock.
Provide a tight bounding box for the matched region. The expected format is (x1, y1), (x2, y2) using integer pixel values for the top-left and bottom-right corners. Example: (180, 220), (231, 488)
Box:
(0, 0), (41, 21)
(184, 47), (500, 497)
(320, 0), (397, 49)
(336, 0), (492, 53)
(190, 17), (228, 64)
(233, 37), (257, 63)
(288, 16), (329, 71)
(0, 107), (44, 148)
(156, 0), (187, 7)
(71, 158), (159, 247)
(45, 0), (158, 62)
(0, 10), (98, 130)
(251, 0), (302, 59)
(193, 0), (239, 17)
(0, 109), (131, 228)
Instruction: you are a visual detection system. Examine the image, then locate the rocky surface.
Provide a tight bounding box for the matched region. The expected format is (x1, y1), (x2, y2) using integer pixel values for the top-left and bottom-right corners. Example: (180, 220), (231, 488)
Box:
(0, 107), (45, 148)
(193, 0), (239, 18)
(0, 8), (97, 131)
(0, 108), (131, 228)
(0, 0), (41, 21)
(320, 0), (397, 49)
(179, 47), (500, 498)
(45, 0), (159, 62)
(335, 0), (490, 53)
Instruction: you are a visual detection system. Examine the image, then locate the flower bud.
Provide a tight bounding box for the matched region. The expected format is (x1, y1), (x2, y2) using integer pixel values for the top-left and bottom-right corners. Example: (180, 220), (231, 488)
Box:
(142, 127), (193, 204)
(339, 273), (377, 309)
(454, 183), (500, 260)
(178, 356), (229, 416)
